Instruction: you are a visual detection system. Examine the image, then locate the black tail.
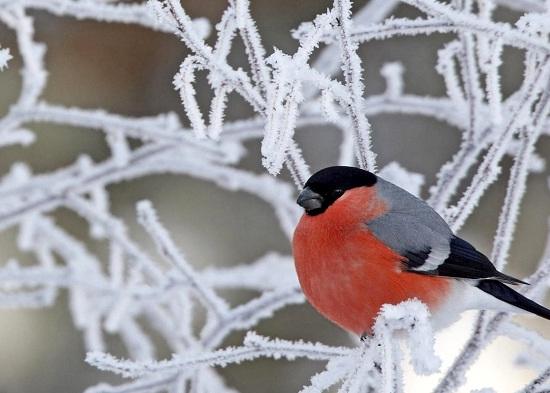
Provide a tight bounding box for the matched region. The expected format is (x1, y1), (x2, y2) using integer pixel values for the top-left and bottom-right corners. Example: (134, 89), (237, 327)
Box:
(476, 279), (550, 320)
(494, 271), (529, 285)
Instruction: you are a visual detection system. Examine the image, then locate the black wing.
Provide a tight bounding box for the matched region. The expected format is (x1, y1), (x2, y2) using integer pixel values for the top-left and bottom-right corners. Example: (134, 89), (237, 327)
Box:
(407, 236), (526, 285)
(405, 237), (550, 319)
(370, 179), (525, 285)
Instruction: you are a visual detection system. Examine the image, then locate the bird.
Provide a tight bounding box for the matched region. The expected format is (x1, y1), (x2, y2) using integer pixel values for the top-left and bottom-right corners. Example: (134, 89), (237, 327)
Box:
(292, 165), (550, 336)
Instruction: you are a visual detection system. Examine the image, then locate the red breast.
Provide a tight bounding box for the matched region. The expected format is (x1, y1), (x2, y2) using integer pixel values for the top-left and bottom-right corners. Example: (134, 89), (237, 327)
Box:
(292, 186), (451, 335)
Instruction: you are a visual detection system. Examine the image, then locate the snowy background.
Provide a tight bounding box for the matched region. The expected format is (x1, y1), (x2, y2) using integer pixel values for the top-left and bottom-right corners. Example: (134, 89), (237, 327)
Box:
(0, 0), (550, 392)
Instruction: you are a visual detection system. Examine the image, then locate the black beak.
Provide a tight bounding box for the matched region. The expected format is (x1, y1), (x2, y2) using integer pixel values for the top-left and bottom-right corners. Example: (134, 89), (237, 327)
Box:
(297, 187), (324, 212)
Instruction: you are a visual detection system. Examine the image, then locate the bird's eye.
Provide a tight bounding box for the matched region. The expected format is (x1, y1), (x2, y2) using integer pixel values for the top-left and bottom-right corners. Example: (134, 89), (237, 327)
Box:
(332, 189), (344, 198)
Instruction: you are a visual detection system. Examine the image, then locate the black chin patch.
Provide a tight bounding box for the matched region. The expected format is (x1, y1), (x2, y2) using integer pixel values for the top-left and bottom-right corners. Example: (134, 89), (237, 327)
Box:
(305, 207), (324, 216)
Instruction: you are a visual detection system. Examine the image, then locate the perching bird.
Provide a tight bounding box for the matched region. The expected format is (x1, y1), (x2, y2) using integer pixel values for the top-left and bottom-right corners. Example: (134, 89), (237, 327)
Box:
(292, 166), (550, 336)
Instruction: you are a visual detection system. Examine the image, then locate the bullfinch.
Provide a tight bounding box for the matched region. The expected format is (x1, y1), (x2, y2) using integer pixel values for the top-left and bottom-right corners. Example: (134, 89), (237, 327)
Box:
(292, 166), (550, 336)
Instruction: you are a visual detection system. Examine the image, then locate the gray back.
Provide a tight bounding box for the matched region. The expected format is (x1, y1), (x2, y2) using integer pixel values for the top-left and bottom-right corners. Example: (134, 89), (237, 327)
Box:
(366, 177), (452, 270)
